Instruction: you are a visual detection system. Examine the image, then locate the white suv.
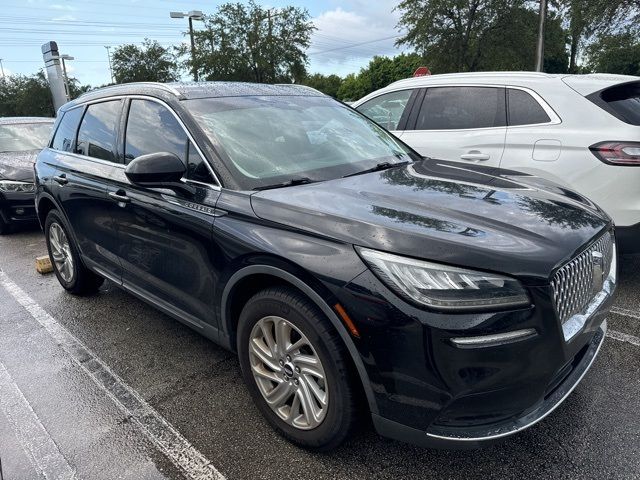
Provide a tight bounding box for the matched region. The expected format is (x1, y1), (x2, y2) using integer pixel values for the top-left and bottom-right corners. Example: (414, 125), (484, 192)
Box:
(353, 72), (640, 253)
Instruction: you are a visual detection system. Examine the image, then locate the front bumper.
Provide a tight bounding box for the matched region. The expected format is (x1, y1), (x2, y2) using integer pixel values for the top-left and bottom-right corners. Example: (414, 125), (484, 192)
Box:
(337, 260), (614, 448)
(0, 191), (38, 225)
(371, 321), (606, 448)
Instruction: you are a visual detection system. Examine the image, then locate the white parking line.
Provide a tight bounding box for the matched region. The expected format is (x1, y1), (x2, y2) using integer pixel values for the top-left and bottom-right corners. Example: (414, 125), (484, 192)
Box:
(0, 271), (226, 480)
(0, 362), (76, 480)
(611, 306), (640, 321)
(607, 329), (640, 347)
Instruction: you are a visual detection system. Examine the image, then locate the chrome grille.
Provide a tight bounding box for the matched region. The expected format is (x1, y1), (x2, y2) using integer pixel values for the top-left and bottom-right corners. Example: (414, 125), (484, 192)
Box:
(550, 231), (614, 324)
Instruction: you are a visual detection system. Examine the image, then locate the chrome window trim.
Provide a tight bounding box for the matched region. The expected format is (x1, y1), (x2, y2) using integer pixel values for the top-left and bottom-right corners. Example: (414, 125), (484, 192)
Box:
(372, 83), (561, 132)
(505, 85), (562, 128)
(53, 94), (222, 190)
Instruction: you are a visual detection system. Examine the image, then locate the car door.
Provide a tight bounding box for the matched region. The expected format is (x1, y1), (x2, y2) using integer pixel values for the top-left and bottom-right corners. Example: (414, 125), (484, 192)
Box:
(355, 89), (419, 138)
(107, 97), (221, 328)
(49, 100), (124, 281)
(400, 86), (507, 167)
(499, 87), (563, 176)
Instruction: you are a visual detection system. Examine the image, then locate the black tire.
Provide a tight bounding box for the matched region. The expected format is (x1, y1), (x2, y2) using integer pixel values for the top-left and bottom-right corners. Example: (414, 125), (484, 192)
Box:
(44, 209), (103, 295)
(237, 286), (358, 451)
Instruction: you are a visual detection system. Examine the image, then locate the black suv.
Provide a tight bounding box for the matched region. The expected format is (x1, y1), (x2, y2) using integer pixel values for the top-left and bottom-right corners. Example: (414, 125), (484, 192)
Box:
(35, 82), (615, 450)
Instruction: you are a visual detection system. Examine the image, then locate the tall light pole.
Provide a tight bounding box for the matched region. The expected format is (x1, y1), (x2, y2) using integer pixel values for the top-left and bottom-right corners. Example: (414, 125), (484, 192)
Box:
(535, 0), (548, 72)
(104, 46), (114, 83)
(0, 59), (5, 79)
(170, 10), (204, 81)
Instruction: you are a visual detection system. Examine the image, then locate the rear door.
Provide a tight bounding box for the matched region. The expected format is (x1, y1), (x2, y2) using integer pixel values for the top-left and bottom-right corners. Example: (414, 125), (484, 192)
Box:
(108, 97), (221, 328)
(50, 100), (124, 281)
(355, 89), (419, 138)
(400, 86), (507, 167)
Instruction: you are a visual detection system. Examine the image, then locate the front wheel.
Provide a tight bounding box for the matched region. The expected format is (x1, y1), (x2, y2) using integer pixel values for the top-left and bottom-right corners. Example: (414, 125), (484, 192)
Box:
(44, 210), (103, 295)
(237, 286), (359, 451)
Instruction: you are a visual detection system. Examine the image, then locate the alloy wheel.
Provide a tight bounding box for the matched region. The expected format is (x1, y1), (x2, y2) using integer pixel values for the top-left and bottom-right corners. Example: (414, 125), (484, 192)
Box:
(49, 222), (74, 283)
(249, 315), (329, 430)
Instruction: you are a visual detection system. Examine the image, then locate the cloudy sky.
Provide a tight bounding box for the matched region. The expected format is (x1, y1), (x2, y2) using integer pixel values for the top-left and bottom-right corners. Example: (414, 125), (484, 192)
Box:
(0, 0), (404, 86)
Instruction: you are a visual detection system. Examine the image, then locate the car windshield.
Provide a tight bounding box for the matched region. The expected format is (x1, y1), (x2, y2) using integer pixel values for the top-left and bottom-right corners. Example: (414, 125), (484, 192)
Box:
(185, 95), (411, 190)
(0, 122), (53, 153)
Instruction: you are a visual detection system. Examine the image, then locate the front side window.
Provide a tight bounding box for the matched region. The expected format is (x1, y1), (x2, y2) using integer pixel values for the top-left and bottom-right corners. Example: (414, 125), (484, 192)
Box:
(414, 87), (506, 130)
(185, 95), (411, 190)
(52, 107), (83, 152)
(125, 99), (214, 184)
(507, 89), (551, 126)
(0, 122), (52, 153)
(356, 90), (414, 130)
(76, 100), (122, 162)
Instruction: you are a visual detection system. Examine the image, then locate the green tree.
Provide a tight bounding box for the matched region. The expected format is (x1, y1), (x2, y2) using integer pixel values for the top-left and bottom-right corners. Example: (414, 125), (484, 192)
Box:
(190, 1), (314, 83)
(586, 31), (640, 75)
(112, 39), (180, 84)
(0, 72), (55, 117)
(301, 73), (343, 97)
(336, 53), (426, 101)
(395, 0), (526, 72)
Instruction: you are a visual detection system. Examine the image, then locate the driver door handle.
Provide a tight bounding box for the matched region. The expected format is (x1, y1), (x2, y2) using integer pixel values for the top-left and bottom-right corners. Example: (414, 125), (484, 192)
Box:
(53, 174), (68, 185)
(460, 151), (490, 161)
(109, 190), (130, 204)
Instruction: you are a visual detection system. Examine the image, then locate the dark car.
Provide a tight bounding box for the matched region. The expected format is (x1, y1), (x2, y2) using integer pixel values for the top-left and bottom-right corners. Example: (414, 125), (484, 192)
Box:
(0, 117), (54, 234)
(35, 82), (616, 451)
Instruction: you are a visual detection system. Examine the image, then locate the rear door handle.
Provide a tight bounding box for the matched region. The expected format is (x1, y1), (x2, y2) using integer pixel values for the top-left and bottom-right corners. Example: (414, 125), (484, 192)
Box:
(108, 190), (130, 204)
(460, 151), (490, 161)
(53, 174), (68, 185)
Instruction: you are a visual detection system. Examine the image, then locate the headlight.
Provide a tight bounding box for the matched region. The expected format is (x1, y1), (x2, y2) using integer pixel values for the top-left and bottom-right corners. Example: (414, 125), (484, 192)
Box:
(0, 180), (35, 193)
(357, 247), (530, 311)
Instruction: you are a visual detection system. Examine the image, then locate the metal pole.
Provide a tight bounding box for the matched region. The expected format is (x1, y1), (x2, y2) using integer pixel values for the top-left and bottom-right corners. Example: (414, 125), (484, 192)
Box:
(0, 59), (5, 78)
(535, 0), (547, 72)
(188, 16), (198, 81)
(61, 58), (70, 101)
(105, 46), (114, 83)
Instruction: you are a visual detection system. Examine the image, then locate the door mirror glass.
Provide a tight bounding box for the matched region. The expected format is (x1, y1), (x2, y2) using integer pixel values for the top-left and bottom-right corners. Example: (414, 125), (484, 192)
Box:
(125, 152), (192, 194)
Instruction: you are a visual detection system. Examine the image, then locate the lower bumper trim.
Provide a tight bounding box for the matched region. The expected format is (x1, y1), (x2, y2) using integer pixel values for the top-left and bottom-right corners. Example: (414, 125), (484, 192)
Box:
(373, 321), (607, 448)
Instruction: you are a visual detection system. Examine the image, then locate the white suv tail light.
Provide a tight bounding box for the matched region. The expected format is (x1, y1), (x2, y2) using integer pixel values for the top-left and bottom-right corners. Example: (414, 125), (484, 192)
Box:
(590, 141), (640, 166)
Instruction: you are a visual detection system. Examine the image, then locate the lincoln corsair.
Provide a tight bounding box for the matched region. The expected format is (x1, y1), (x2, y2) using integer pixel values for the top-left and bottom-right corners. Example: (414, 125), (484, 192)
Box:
(35, 82), (616, 450)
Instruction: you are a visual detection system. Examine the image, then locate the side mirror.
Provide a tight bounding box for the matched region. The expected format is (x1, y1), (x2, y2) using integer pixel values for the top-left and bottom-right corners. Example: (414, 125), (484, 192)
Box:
(124, 152), (194, 195)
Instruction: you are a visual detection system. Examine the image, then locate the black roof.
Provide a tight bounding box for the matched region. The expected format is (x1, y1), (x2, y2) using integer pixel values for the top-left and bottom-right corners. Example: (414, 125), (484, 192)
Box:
(0, 116), (54, 125)
(69, 81), (324, 108)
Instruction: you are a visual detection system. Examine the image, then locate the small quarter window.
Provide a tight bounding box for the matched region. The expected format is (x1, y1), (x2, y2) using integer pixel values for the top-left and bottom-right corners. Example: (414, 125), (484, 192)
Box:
(507, 89), (551, 126)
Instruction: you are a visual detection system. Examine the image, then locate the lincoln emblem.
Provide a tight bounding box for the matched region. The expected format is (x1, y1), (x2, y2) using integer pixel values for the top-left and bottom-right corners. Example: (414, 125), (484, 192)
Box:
(592, 251), (605, 295)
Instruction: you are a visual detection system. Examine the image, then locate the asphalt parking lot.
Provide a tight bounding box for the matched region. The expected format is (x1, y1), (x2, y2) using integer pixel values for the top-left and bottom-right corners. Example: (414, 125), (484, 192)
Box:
(0, 226), (639, 480)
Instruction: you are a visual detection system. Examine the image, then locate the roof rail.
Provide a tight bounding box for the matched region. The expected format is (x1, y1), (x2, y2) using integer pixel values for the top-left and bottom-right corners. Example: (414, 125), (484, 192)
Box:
(78, 82), (183, 99)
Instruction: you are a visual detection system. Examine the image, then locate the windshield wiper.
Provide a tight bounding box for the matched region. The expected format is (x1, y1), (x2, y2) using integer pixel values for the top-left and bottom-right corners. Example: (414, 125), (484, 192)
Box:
(253, 177), (316, 191)
(342, 160), (410, 178)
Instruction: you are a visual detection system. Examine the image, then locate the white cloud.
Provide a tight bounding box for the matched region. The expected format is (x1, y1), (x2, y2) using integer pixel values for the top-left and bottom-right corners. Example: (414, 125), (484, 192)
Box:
(50, 4), (76, 11)
(308, 1), (404, 76)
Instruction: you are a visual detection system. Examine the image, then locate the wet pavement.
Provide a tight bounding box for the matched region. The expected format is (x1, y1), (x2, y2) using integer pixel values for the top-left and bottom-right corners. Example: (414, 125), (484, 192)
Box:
(0, 227), (639, 480)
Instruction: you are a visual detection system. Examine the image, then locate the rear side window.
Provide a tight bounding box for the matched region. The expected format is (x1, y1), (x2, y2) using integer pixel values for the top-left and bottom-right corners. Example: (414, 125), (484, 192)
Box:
(125, 99), (214, 184)
(598, 82), (640, 126)
(414, 86), (506, 130)
(356, 90), (414, 130)
(507, 89), (551, 126)
(76, 100), (121, 162)
(52, 107), (83, 152)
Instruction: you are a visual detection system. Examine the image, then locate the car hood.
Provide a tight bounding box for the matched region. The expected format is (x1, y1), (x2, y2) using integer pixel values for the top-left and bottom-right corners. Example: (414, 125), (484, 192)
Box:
(250, 159), (610, 283)
(0, 150), (38, 182)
